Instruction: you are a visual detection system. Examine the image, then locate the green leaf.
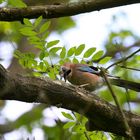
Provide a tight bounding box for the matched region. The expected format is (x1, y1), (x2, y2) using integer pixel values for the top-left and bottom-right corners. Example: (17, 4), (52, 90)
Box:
(35, 45), (44, 50)
(92, 50), (104, 60)
(19, 59), (26, 67)
(67, 46), (76, 57)
(80, 134), (87, 140)
(0, 0), (4, 4)
(33, 72), (42, 77)
(28, 37), (44, 47)
(84, 47), (96, 58)
(45, 51), (49, 57)
(55, 17), (76, 34)
(8, 0), (27, 8)
(34, 16), (42, 28)
(73, 57), (79, 63)
(72, 125), (85, 133)
(20, 27), (37, 36)
(47, 40), (60, 48)
(23, 18), (32, 26)
(74, 113), (81, 121)
(39, 62), (44, 70)
(63, 122), (75, 129)
(60, 47), (66, 59)
(28, 36), (41, 42)
(59, 59), (65, 65)
(39, 51), (45, 60)
(90, 132), (108, 140)
(75, 44), (85, 56)
(62, 112), (74, 120)
(48, 69), (56, 79)
(49, 47), (62, 54)
(64, 58), (71, 63)
(80, 60), (87, 64)
(39, 21), (51, 33)
(26, 52), (35, 59)
(99, 57), (112, 64)
(136, 55), (140, 60)
(42, 31), (49, 40)
(32, 60), (37, 67)
(43, 60), (49, 67)
(14, 50), (22, 58)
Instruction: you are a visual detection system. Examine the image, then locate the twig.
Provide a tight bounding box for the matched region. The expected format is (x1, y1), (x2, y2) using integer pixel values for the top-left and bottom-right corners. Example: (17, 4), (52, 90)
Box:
(117, 50), (131, 112)
(100, 68), (136, 140)
(106, 49), (140, 70)
(129, 99), (140, 103)
(84, 131), (91, 140)
(89, 40), (140, 63)
(118, 65), (140, 71)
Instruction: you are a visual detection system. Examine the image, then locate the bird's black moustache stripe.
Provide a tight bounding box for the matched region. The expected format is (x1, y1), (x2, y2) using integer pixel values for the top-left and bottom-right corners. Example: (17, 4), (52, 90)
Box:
(64, 69), (71, 82)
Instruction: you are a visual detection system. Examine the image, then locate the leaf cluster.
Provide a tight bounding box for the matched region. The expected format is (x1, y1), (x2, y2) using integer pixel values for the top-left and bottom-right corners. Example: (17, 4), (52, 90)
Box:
(13, 14), (140, 140)
(15, 16), (112, 80)
(62, 112), (108, 140)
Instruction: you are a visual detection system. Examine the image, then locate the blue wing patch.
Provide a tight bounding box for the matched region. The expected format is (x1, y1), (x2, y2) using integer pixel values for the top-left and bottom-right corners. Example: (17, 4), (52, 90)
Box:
(77, 66), (100, 75)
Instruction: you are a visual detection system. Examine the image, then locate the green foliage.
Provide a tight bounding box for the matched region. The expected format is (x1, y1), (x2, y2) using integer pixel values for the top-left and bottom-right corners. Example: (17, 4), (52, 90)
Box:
(0, 0), (4, 3)
(8, 0), (27, 8)
(60, 47), (66, 59)
(67, 46), (76, 57)
(15, 15), (140, 140)
(17, 16), (60, 76)
(47, 40), (60, 48)
(92, 50), (104, 60)
(61, 112), (74, 120)
(62, 112), (108, 140)
(63, 121), (75, 129)
(15, 16), (113, 98)
(84, 47), (96, 58)
(54, 17), (76, 34)
(75, 44), (85, 56)
(62, 112), (88, 137)
(14, 50), (37, 69)
(99, 56), (112, 64)
(34, 16), (42, 28)
(14, 105), (45, 132)
(39, 21), (51, 33)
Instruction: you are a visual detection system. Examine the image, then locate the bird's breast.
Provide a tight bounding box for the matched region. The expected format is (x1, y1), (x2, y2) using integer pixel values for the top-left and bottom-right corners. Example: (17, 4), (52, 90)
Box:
(67, 71), (103, 91)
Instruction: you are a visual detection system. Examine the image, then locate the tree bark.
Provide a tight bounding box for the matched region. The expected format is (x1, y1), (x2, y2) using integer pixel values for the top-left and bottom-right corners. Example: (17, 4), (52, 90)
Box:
(0, 0), (140, 21)
(0, 64), (140, 139)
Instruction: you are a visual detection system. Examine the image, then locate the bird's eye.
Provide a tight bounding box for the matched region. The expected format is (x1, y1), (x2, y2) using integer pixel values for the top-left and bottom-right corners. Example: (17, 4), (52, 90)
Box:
(61, 66), (67, 72)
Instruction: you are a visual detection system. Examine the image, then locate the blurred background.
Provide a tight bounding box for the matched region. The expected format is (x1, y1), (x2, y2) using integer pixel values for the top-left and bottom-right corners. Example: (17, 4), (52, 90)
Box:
(0, 0), (140, 140)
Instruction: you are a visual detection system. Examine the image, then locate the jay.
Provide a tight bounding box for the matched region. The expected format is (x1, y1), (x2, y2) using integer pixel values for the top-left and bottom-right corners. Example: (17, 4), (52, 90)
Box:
(60, 62), (140, 92)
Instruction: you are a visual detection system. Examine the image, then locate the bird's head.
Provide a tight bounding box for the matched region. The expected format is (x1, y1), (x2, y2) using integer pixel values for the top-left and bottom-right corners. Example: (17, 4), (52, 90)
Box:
(60, 62), (72, 82)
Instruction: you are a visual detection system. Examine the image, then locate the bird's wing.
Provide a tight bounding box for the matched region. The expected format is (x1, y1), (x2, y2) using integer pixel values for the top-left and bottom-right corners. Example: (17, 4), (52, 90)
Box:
(77, 65), (100, 75)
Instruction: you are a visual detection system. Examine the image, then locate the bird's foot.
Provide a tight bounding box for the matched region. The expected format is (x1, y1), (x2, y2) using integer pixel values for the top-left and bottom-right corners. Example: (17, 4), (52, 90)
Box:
(79, 83), (89, 88)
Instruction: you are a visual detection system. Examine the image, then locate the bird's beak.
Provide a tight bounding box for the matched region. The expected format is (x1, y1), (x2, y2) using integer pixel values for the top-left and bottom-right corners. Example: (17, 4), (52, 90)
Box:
(59, 66), (71, 82)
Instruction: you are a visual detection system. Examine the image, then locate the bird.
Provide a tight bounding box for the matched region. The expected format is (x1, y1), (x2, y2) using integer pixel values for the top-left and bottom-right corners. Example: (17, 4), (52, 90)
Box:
(60, 62), (140, 92)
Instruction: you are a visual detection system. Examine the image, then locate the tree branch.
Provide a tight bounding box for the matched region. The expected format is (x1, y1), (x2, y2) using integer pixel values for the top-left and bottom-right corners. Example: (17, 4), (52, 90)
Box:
(101, 68), (135, 140)
(0, 0), (140, 21)
(0, 64), (140, 139)
(106, 48), (140, 70)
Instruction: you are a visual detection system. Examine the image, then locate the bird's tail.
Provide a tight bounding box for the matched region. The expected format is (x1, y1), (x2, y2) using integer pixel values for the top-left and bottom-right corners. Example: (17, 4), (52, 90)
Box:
(108, 78), (140, 92)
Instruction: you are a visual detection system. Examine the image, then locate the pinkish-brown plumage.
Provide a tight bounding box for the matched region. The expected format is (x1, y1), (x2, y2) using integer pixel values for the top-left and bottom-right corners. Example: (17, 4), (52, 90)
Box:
(61, 62), (103, 91)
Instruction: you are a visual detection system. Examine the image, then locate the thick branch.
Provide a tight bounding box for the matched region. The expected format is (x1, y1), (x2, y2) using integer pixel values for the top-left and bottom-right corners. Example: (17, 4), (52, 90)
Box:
(0, 0), (140, 21)
(0, 64), (140, 139)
